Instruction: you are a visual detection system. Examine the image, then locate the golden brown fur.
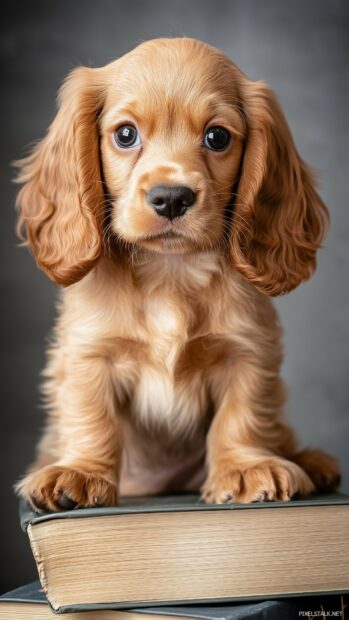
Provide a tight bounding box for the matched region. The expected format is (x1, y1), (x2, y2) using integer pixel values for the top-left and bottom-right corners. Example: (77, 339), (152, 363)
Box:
(14, 38), (339, 511)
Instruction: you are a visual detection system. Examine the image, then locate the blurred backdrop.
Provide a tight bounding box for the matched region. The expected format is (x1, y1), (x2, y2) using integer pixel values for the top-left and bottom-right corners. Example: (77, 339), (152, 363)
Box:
(1, 0), (348, 593)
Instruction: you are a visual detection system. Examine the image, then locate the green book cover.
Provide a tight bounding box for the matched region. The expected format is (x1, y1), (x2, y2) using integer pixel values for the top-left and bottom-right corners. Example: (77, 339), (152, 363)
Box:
(1, 581), (348, 620)
(19, 491), (349, 531)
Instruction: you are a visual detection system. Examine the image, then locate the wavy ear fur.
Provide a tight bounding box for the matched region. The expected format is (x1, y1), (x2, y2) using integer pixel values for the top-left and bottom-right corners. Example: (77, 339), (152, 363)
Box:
(231, 79), (329, 296)
(14, 66), (106, 286)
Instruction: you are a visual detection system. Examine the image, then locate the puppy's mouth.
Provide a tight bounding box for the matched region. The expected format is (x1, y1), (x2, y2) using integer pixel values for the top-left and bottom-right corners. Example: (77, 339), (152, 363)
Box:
(146, 230), (185, 241)
(134, 228), (195, 254)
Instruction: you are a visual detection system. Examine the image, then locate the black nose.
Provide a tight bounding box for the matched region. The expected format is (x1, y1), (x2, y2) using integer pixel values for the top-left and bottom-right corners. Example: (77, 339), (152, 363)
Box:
(146, 185), (196, 220)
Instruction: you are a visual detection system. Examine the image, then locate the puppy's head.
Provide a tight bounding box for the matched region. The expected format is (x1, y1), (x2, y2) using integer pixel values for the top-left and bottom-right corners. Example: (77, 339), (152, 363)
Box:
(15, 38), (328, 294)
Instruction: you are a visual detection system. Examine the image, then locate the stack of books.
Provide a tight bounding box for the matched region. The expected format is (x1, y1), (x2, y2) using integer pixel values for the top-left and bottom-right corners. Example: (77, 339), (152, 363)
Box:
(1, 493), (349, 619)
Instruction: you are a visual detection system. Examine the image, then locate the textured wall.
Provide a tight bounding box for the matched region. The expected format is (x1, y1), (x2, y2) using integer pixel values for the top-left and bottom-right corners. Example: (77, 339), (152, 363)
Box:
(1, 0), (348, 593)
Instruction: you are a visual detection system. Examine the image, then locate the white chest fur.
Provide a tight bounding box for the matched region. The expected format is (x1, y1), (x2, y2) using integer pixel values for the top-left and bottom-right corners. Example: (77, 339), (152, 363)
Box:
(129, 253), (221, 436)
(133, 294), (188, 431)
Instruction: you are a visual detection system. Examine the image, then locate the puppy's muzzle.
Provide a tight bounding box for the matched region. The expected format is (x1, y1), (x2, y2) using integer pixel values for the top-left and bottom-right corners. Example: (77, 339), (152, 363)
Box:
(146, 185), (196, 221)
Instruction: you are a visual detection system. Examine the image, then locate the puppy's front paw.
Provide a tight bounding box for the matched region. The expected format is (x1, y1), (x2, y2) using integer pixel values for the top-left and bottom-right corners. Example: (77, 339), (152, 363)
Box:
(201, 458), (315, 504)
(16, 464), (118, 512)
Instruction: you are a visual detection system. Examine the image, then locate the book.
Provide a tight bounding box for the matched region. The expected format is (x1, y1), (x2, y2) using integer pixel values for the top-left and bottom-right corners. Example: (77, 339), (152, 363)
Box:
(20, 493), (349, 614)
(1, 581), (348, 620)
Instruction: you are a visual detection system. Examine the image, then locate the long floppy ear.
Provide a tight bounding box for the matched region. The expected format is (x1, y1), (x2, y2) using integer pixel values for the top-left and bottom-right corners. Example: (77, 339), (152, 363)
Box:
(231, 79), (329, 296)
(14, 66), (107, 286)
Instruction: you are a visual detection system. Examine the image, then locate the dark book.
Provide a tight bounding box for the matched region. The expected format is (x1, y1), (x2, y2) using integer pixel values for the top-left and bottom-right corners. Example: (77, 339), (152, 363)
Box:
(1, 581), (348, 620)
(20, 493), (349, 613)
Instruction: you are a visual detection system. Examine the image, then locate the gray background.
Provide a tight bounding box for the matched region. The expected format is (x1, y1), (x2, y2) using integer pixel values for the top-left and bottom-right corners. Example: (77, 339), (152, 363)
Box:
(1, 0), (348, 594)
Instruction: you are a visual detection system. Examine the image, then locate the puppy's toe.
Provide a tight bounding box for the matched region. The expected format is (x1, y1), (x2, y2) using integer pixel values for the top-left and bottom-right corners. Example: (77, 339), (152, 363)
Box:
(57, 493), (78, 510)
(201, 469), (244, 504)
(30, 494), (48, 512)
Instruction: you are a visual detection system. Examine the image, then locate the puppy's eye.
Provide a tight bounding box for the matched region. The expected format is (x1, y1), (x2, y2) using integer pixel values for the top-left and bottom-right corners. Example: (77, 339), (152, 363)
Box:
(114, 124), (140, 148)
(204, 126), (230, 151)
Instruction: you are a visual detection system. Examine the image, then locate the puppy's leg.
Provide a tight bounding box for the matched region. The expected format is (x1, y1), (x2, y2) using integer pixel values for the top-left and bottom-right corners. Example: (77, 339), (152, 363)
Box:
(292, 448), (341, 492)
(16, 352), (121, 512)
(202, 359), (317, 503)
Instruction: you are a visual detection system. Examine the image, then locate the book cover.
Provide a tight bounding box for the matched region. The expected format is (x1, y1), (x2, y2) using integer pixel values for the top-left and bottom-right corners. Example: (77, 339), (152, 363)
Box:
(19, 493), (349, 613)
(19, 491), (349, 531)
(1, 581), (348, 620)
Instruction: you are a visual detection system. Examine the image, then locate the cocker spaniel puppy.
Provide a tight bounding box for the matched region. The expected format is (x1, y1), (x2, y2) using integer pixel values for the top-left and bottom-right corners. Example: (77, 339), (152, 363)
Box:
(14, 38), (340, 511)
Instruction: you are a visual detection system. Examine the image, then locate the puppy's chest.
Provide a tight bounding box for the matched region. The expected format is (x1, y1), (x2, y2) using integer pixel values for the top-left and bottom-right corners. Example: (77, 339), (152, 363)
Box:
(113, 291), (233, 438)
(116, 293), (217, 431)
(144, 295), (185, 368)
(134, 297), (193, 420)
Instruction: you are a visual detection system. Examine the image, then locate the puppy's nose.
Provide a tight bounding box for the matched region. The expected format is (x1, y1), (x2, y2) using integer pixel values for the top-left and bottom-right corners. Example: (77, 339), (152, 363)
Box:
(146, 185), (196, 220)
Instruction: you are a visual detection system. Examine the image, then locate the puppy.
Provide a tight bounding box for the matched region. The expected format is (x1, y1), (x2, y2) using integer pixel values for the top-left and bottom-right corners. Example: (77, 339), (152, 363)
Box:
(14, 38), (340, 511)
